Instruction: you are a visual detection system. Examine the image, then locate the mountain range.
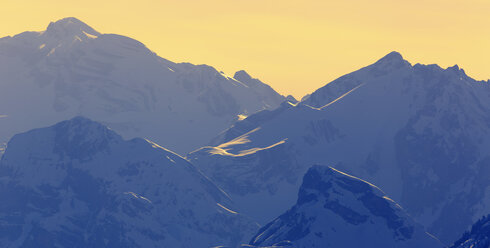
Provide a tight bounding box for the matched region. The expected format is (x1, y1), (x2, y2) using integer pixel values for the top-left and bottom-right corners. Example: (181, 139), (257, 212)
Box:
(189, 51), (490, 243)
(1, 17), (489, 247)
(0, 117), (257, 247)
(0, 17), (286, 154)
(0, 117), (445, 247)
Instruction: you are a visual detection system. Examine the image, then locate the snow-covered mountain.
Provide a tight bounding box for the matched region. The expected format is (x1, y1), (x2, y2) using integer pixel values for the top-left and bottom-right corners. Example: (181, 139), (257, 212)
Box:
(450, 215), (490, 248)
(0, 17), (286, 154)
(188, 52), (490, 243)
(248, 165), (442, 248)
(0, 117), (258, 247)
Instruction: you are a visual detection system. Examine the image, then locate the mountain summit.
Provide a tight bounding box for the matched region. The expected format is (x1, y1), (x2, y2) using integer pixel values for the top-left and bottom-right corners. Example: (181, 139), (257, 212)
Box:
(249, 165), (442, 248)
(44, 17), (101, 39)
(376, 51), (404, 62)
(190, 51), (490, 243)
(0, 117), (257, 247)
(371, 51), (411, 70)
(0, 17), (287, 154)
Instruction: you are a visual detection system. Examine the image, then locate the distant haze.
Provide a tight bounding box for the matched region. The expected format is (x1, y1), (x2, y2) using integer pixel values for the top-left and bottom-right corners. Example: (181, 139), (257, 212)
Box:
(1, 0), (489, 99)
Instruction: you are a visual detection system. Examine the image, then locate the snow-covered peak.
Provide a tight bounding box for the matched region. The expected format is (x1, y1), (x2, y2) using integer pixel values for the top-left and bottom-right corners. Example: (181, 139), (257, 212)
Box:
(0, 17), (286, 154)
(233, 69), (274, 90)
(4, 116), (122, 162)
(0, 118), (258, 247)
(373, 51), (410, 69)
(285, 95), (298, 104)
(445, 64), (469, 78)
(248, 165), (443, 248)
(378, 50), (404, 61)
(234, 70), (253, 82)
(51, 116), (123, 156)
(297, 165), (385, 200)
(299, 51), (413, 108)
(194, 49), (490, 244)
(54, 116), (119, 138)
(44, 17), (100, 40)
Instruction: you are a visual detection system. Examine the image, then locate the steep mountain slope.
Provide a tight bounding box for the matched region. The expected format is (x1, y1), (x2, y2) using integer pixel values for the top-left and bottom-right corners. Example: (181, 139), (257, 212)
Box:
(0, 17), (285, 154)
(188, 52), (490, 243)
(0, 117), (257, 248)
(450, 215), (490, 248)
(248, 165), (442, 248)
(233, 70), (288, 107)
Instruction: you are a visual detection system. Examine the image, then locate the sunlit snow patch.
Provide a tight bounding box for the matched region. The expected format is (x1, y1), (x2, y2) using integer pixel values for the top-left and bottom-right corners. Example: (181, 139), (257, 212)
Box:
(124, 192), (152, 204)
(320, 83), (365, 109)
(210, 138), (287, 157)
(237, 114), (248, 121)
(83, 31), (98, 39)
(217, 203), (238, 214)
(166, 156), (176, 163)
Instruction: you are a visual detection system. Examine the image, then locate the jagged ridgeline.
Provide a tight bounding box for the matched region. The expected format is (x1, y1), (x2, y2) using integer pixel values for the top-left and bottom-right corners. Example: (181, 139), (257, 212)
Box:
(2, 16), (490, 248)
(189, 51), (490, 244)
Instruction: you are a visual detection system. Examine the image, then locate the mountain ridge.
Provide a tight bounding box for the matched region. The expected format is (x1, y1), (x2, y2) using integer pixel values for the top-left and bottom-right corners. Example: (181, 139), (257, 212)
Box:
(248, 165), (443, 248)
(0, 116), (258, 247)
(0, 17), (287, 154)
(189, 51), (490, 243)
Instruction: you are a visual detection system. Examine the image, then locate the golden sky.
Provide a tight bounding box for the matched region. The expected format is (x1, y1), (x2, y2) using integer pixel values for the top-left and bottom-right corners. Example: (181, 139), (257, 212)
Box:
(1, 0), (489, 98)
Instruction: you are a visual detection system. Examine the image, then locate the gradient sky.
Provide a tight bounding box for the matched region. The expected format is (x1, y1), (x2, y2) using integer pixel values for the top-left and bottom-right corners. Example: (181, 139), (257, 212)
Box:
(1, 0), (489, 98)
